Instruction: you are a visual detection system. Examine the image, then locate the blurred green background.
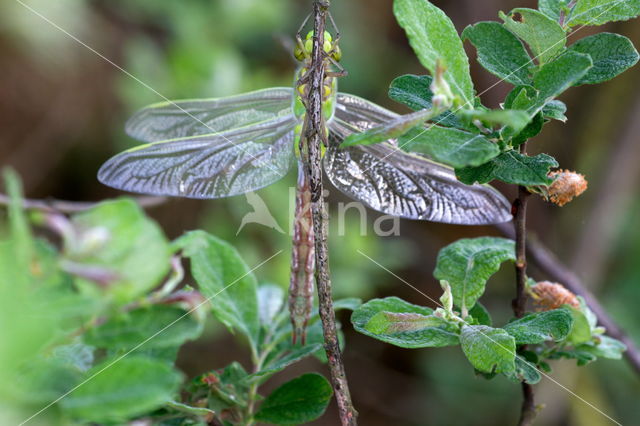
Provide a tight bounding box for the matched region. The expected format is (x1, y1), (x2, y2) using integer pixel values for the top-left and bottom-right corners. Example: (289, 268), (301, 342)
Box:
(1, 0), (639, 424)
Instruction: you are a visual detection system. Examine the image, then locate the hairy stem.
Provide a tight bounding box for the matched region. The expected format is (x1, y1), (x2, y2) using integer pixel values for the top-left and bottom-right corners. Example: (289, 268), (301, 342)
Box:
(303, 1), (357, 424)
(513, 143), (536, 426)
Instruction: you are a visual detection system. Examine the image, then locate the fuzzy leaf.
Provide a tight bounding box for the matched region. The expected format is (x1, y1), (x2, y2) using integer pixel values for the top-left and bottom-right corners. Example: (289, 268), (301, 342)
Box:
(84, 305), (203, 351)
(71, 199), (171, 302)
(342, 108), (436, 147)
(506, 357), (542, 384)
(529, 51), (593, 114)
(577, 335), (626, 359)
(566, 306), (593, 344)
(539, 0), (573, 21)
(254, 373), (333, 424)
(568, 33), (639, 85)
(175, 231), (259, 346)
(248, 344), (324, 381)
(542, 100), (567, 121)
(257, 284), (285, 326)
(399, 125), (500, 168)
(60, 357), (182, 422)
(388, 74), (461, 127)
(394, 0), (474, 107)
(500, 8), (566, 65)
(469, 302), (492, 326)
(567, 0), (640, 27)
(504, 309), (573, 344)
(434, 237), (515, 312)
(462, 21), (533, 85)
(456, 151), (559, 186)
(460, 325), (516, 374)
(351, 297), (459, 348)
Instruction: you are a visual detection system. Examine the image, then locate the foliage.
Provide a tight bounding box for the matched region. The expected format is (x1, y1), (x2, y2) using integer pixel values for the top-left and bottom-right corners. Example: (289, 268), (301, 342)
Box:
(0, 171), (355, 425)
(351, 0), (637, 404)
(352, 237), (625, 383)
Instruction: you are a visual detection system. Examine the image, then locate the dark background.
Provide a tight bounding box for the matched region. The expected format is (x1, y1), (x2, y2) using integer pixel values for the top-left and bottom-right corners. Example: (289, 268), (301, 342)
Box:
(1, 0), (639, 424)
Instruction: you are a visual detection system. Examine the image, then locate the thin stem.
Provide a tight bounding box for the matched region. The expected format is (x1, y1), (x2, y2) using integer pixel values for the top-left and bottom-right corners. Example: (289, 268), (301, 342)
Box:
(303, 1), (357, 425)
(513, 142), (536, 426)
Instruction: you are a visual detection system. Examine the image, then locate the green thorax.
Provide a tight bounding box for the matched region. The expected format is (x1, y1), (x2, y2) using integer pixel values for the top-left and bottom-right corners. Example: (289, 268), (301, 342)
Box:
(292, 66), (338, 158)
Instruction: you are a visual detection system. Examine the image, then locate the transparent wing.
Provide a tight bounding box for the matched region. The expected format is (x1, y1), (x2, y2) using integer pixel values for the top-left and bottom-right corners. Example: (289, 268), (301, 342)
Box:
(99, 115), (297, 199)
(126, 87), (294, 142)
(332, 92), (400, 133)
(325, 116), (512, 224)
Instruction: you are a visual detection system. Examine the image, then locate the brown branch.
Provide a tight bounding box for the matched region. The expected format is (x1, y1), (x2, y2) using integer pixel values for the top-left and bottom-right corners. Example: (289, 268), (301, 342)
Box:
(512, 142), (536, 426)
(495, 222), (640, 376)
(304, 1), (357, 425)
(0, 194), (167, 213)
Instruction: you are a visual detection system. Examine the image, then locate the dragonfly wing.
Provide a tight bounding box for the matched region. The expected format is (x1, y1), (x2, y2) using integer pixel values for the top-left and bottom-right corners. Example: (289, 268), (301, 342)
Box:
(99, 116), (296, 199)
(325, 117), (512, 224)
(126, 87), (294, 142)
(334, 93), (399, 133)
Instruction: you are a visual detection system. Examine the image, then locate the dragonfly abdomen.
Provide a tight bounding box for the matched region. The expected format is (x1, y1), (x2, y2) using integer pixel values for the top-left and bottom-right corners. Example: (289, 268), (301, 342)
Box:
(289, 161), (315, 345)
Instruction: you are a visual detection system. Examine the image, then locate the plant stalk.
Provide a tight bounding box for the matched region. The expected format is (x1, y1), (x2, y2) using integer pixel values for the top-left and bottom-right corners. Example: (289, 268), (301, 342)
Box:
(303, 1), (357, 424)
(513, 142), (536, 426)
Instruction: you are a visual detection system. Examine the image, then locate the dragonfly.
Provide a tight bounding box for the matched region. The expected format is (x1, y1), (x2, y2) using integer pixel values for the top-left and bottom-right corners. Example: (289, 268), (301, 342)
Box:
(98, 28), (512, 344)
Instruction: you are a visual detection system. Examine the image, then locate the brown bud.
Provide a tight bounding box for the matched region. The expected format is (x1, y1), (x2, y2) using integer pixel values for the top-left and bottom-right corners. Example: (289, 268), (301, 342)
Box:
(547, 169), (588, 206)
(529, 281), (579, 311)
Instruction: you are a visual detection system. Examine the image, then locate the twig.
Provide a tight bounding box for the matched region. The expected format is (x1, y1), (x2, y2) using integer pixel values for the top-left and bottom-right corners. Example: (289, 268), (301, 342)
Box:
(303, 1), (357, 424)
(495, 222), (640, 376)
(512, 142), (536, 426)
(0, 193), (167, 213)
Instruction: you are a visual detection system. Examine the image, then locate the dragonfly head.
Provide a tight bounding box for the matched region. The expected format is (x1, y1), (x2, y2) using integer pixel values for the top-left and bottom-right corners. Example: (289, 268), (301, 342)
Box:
(294, 30), (341, 62)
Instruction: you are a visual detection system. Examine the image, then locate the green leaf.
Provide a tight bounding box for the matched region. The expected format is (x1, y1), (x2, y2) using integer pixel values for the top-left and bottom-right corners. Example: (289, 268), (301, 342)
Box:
(351, 297), (459, 348)
(72, 199), (171, 302)
(84, 304), (203, 352)
(506, 357), (542, 384)
(462, 21), (533, 85)
(542, 100), (567, 122)
(388, 74), (461, 127)
(249, 344), (324, 381)
(394, 0), (474, 108)
(460, 325), (516, 374)
(460, 108), (532, 134)
(529, 51), (593, 114)
(60, 356), (182, 422)
(176, 231), (259, 346)
(258, 283), (285, 326)
(469, 302), (492, 326)
(567, 0), (640, 27)
(399, 125), (500, 168)
(500, 8), (566, 65)
(504, 309), (573, 344)
(566, 306), (593, 344)
(510, 112), (545, 146)
(577, 335), (626, 359)
(456, 151), (559, 186)
(433, 237), (516, 313)
(254, 373), (333, 424)
(539, 0), (573, 21)
(342, 108), (437, 147)
(504, 85), (538, 110)
(568, 33), (639, 85)
(332, 298), (362, 312)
